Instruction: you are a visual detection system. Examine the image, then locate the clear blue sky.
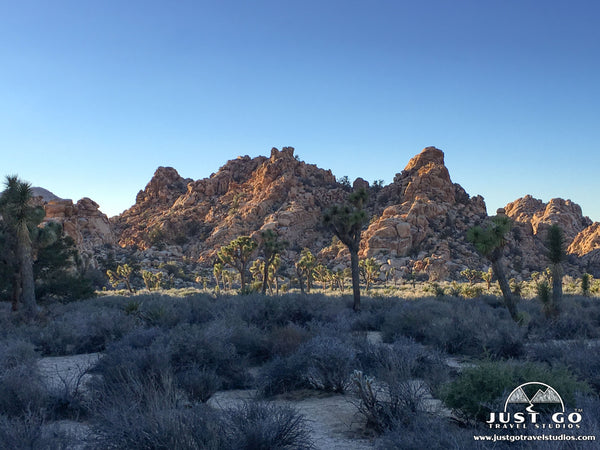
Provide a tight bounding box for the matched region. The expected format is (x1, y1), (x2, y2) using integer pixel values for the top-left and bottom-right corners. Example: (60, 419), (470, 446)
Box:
(1, 0), (599, 220)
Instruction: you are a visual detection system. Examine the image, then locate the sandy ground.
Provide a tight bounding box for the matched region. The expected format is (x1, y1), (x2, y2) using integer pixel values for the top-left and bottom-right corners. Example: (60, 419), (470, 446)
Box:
(38, 352), (374, 449)
(209, 389), (374, 450)
(35, 334), (458, 449)
(38, 352), (101, 392)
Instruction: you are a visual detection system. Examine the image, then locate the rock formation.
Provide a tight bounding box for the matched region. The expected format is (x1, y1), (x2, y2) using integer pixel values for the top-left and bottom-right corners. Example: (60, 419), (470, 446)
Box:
(502, 195), (600, 276)
(112, 147), (346, 265)
(107, 146), (600, 280)
(42, 197), (116, 270)
(356, 147), (488, 278)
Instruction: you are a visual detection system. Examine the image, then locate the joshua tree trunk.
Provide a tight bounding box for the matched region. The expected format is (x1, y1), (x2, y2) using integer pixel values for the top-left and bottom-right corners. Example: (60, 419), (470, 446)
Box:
(17, 222), (36, 317)
(11, 271), (20, 311)
(551, 263), (563, 315)
(296, 266), (305, 295)
(350, 249), (361, 312)
(491, 256), (518, 322)
(240, 268), (246, 292)
(262, 260), (270, 294)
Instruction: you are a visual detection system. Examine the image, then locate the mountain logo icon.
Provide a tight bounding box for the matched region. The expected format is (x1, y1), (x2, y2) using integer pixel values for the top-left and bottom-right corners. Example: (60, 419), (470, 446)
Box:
(504, 382), (564, 413)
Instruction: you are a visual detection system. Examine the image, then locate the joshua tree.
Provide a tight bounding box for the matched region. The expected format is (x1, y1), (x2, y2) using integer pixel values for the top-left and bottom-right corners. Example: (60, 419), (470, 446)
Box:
(260, 229), (287, 294)
(482, 267), (493, 291)
(217, 236), (257, 292)
(467, 214), (519, 322)
(141, 270), (162, 290)
(581, 273), (591, 297)
(0, 176), (44, 316)
(295, 248), (317, 294)
(359, 257), (381, 291)
(313, 263), (331, 291)
(546, 224), (565, 315)
(213, 262), (224, 290)
(460, 268), (483, 286)
(107, 264), (135, 293)
(323, 188), (369, 311)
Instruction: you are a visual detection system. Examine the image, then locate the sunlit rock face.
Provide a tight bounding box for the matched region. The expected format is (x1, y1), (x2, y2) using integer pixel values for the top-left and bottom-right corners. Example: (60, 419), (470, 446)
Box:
(106, 145), (600, 279)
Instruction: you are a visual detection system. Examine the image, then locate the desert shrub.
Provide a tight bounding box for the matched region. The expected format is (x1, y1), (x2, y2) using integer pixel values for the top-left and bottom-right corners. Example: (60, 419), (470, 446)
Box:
(0, 340), (48, 418)
(46, 363), (92, 420)
(381, 299), (443, 343)
(130, 293), (216, 327)
(346, 297), (395, 331)
(136, 298), (182, 328)
(351, 337), (449, 433)
(441, 360), (589, 423)
(0, 364), (48, 417)
(351, 369), (430, 433)
(32, 307), (136, 355)
(0, 339), (37, 368)
(297, 335), (357, 393)
(257, 318), (357, 397)
(269, 323), (311, 357)
(227, 321), (271, 364)
(93, 330), (171, 388)
(375, 412), (477, 450)
(175, 364), (222, 403)
(381, 299), (524, 358)
(0, 411), (71, 450)
(224, 402), (313, 450)
(227, 293), (345, 331)
(167, 323), (248, 389)
(462, 284), (483, 298)
(528, 299), (600, 340)
(89, 379), (226, 450)
(356, 337), (450, 397)
(527, 341), (600, 394)
(257, 355), (311, 397)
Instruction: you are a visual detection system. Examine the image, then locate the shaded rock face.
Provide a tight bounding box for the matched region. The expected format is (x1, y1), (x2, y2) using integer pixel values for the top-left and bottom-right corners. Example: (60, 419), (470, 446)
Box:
(41, 197), (116, 270)
(113, 147), (345, 264)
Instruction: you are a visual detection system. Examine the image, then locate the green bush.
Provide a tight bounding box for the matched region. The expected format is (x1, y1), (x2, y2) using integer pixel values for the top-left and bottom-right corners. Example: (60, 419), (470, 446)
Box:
(441, 360), (589, 423)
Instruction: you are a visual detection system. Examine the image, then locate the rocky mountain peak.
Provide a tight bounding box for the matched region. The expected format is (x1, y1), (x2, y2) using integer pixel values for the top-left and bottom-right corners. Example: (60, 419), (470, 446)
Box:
(114, 147), (343, 257)
(135, 166), (192, 208)
(379, 146), (458, 207)
(403, 146), (446, 172)
(269, 146), (296, 162)
(356, 147), (488, 279)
